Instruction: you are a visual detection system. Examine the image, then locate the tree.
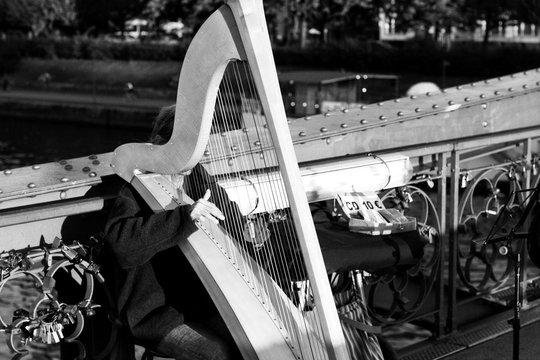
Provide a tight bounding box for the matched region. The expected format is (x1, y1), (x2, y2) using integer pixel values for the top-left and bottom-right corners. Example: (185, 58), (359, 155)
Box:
(460, 0), (515, 43)
(0, 0), (77, 37)
(515, 0), (540, 27)
(75, 0), (148, 36)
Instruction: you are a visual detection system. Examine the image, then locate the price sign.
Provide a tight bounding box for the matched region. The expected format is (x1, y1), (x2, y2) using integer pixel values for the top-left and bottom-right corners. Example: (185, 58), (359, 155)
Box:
(336, 191), (387, 223)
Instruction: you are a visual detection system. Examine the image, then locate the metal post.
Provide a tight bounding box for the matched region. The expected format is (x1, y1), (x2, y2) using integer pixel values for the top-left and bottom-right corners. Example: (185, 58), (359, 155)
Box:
(435, 151), (448, 337)
(447, 149), (460, 333)
(521, 137), (533, 308)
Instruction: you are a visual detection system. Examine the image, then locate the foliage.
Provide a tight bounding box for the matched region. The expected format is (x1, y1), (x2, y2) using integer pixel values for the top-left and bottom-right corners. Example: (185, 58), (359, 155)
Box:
(0, 0), (77, 37)
(459, 0), (516, 43)
(0, 37), (188, 61)
(2, 36), (539, 80)
(75, 0), (148, 35)
(1, 0), (540, 54)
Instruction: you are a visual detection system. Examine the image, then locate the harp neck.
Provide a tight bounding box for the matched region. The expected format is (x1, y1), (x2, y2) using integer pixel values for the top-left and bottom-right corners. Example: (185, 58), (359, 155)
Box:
(111, 6), (245, 182)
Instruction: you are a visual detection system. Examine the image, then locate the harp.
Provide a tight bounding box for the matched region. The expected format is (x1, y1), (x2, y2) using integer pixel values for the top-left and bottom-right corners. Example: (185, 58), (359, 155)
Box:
(111, 1), (350, 359)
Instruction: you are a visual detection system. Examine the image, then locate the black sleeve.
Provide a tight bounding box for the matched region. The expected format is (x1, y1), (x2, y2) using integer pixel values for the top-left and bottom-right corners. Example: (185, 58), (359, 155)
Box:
(104, 183), (191, 269)
(187, 164), (246, 241)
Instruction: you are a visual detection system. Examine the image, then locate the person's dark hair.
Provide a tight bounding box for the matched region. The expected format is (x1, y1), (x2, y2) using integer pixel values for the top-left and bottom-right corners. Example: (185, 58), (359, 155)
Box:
(149, 105), (176, 145)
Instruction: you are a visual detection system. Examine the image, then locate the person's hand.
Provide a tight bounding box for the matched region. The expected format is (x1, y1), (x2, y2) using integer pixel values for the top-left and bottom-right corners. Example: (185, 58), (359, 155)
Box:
(189, 189), (225, 224)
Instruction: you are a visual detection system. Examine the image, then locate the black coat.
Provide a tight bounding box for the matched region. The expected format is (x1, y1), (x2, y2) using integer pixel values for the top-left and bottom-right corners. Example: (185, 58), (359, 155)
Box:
(104, 165), (242, 347)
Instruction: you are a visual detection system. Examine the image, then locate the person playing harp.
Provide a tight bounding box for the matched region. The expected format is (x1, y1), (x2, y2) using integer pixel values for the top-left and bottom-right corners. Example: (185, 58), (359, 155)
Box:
(105, 105), (254, 359)
(108, 1), (352, 359)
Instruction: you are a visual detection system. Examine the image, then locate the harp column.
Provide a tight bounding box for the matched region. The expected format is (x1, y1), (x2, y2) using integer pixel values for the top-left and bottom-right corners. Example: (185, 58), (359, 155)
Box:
(225, 1), (350, 359)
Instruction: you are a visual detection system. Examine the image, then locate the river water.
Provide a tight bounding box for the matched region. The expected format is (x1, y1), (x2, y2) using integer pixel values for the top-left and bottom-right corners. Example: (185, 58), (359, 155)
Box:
(0, 117), (149, 169)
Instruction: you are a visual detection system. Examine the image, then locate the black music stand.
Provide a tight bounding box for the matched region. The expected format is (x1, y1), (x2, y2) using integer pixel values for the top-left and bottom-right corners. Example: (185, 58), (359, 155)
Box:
(480, 183), (540, 360)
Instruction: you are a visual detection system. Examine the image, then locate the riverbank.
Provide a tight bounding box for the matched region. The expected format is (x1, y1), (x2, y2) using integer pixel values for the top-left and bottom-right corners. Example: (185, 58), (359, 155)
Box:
(0, 88), (167, 130)
(0, 58), (488, 131)
(3, 58), (484, 100)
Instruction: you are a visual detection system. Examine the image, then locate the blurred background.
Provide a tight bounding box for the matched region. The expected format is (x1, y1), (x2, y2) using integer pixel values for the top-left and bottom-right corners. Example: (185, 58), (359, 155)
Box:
(1, 1), (540, 359)
(2, 0), (540, 163)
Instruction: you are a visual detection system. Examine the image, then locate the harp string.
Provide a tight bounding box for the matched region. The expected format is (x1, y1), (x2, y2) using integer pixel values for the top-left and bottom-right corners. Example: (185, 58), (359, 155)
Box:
(243, 61), (327, 358)
(239, 62), (328, 358)
(190, 60), (328, 358)
(230, 62), (308, 350)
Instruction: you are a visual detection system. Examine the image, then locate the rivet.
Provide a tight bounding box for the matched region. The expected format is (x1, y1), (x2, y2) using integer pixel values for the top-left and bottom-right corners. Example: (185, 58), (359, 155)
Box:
(432, 104), (439, 109)
(482, 121), (488, 127)
(379, 115), (387, 120)
(64, 165), (73, 171)
(89, 172), (97, 177)
(4, 169), (12, 175)
(360, 119), (367, 124)
(426, 92), (432, 96)
(456, 85), (462, 90)
(394, 98), (401, 103)
(320, 127), (328, 133)
(231, 145), (238, 151)
(342, 109), (349, 113)
(414, 108), (421, 113)
(482, 103), (488, 110)
(0, 189), (3, 194)
(510, 74), (515, 78)
(259, 152), (264, 159)
(89, 155), (97, 160)
(397, 111), (404, 116)
(470, 82), (476, 87)
(325, 138), (331, 145)
(442, 89), (448, 93)
(290, 102), (296, 107)
(340, 123), (348, 128)
(243, 128), (249, 132)
(299, 131), (306, 137)
(494, 90), (501, 95)
(484, 80), (490, 84)
(263, 123), (268, 128)
(523, 84), (529, 89)
(498, 77), (503, 81)
(448, 100), (455, 105)
(508, 87), (514, 92)
(59, 191), (67, 199)
(464, 97), (471, 102)
(82, 166), (91, 173)
(92, 160), (100, 165)
(221, 132), (227, 137)
(410, 95), (417, 100)
(204, 150), (210, 156)
(228, 158), (234, 166)
(480, 94), (486, 98)
(32, 165), (40, 170)
(61, 177), (69, 183)
(324, 112), (330, 117)
(377, 102), (384, 106)
(302, 102), (307, 107)
(254, 141), (261, 146)
(360, 105), (367, 110)
(28, 183), (36, 188)
(59, 160), (68, 165)
(304, 116), (311, 120)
